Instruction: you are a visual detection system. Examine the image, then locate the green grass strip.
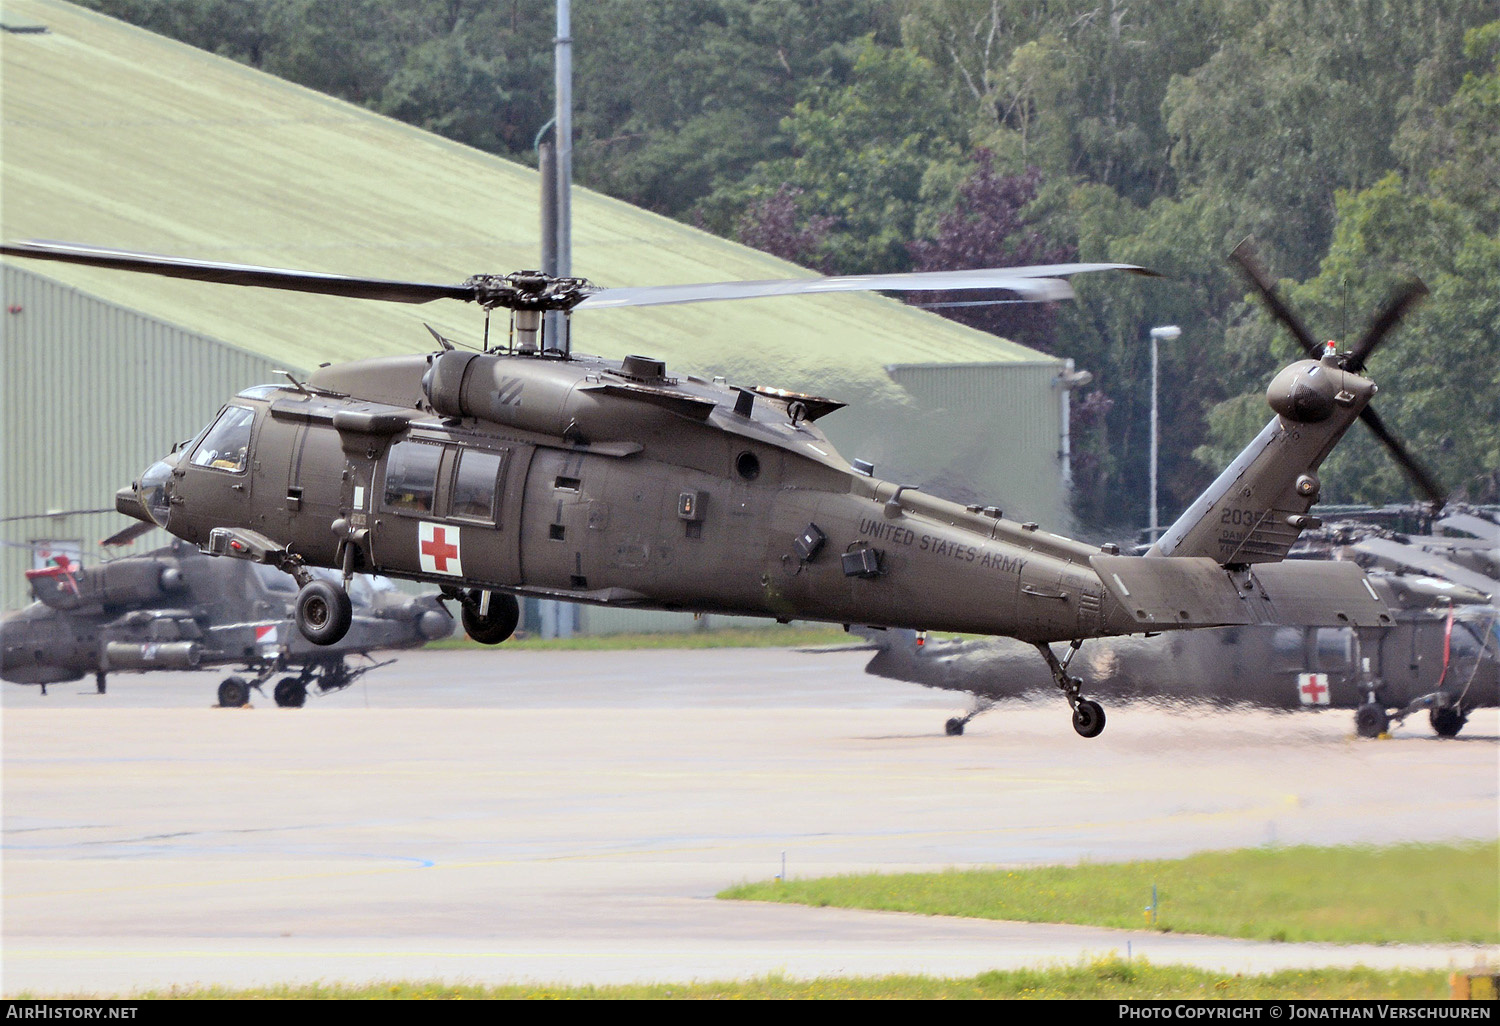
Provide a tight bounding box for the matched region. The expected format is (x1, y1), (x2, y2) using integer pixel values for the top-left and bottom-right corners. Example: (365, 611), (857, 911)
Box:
(27, 961), (1455, 1000)
(720, 842), (1500, 945)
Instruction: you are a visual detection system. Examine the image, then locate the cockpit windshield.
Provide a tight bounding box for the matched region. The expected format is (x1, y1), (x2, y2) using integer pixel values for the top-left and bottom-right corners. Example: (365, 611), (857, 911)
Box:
(190, 405), (255, 472)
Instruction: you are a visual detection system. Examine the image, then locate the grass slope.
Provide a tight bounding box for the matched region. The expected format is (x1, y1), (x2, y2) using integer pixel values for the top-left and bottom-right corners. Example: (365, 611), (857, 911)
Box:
(720, 842), (1500, 945)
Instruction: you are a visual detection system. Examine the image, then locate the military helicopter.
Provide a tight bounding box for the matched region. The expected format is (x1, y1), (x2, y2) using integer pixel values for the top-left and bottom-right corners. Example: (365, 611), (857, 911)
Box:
(0, 238), (1430, 736)
(2, 527), (453, 707)
(860, 521), (1497, 739)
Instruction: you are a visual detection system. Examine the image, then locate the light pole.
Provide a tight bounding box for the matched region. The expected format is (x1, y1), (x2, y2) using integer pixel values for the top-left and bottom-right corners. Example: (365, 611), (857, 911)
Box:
(1148, 325), (1181, 543)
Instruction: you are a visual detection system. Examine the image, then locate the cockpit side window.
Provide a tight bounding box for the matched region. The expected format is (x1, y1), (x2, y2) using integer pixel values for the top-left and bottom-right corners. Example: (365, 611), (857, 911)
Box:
(383, 439), (443, 514)
(190, 405), (256, 473)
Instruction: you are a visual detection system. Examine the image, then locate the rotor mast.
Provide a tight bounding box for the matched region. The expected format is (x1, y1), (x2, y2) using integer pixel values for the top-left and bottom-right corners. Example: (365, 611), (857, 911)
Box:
(552, 0), (574, 357)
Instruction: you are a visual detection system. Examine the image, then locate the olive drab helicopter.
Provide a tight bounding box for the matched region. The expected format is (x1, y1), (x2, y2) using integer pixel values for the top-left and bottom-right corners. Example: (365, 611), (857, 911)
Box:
(0, 238), (1438, 737)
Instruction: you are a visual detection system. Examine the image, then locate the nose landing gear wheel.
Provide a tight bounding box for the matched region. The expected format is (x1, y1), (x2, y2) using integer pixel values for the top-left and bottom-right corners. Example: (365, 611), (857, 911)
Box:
(217, 676), (250, 708)
(295, 579), (353, 645)
(1071, 700), (1106, 738)
(273, 677), (307, 708)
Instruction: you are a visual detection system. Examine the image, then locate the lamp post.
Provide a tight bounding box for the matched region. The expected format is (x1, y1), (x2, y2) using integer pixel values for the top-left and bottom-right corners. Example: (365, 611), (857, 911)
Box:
(1148, 325), (1181, 543)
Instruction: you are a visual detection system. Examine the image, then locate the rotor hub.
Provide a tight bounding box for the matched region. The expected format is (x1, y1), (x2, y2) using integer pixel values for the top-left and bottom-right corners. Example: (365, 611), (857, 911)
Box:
(463, 270), (599, 311)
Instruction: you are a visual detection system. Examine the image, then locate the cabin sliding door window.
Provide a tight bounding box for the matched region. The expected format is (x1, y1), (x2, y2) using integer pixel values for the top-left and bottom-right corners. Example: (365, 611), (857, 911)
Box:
(450, 449), (505, 525)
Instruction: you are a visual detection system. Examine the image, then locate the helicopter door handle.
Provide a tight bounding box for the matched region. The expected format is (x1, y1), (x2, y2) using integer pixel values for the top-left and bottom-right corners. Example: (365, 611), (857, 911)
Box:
(230, 483), (245, 492)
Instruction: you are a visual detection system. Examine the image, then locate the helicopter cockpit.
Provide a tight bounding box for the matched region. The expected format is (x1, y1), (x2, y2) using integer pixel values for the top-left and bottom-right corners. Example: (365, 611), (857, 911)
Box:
(188, 405), (255, 472)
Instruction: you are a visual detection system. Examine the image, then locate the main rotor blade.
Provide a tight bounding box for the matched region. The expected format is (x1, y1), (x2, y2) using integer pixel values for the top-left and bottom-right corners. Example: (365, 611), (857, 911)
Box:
(1, 241), (476, 305)
(1229, 239), (1321, 359)
(1359, 405), (1446, 509)
(1343, 279), (1428, 373)
(575, 263), (1156, 311)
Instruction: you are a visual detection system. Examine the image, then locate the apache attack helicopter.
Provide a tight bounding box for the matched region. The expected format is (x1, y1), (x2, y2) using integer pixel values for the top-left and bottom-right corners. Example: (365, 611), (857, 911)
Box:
(0, 238), (1430, 736)
(2, 528), (453, 707)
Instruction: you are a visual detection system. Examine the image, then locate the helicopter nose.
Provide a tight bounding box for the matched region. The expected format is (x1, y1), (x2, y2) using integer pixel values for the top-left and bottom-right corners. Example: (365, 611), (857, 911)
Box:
(129, 458), (176, 528)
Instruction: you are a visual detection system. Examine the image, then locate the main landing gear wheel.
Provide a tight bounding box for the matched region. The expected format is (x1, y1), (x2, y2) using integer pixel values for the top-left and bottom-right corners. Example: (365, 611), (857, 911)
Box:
(218, 676), (250, 708)
(1035, 640), (1107, 738)
(462, 591), (520, 645)
(273, 677), (307, 708)
(1430, 705), (1466, 738)
(1071, 700), (1106, 738)
(1355, 702), (1389, 738)
(945, 717), (966, 736)
(295, 579), (352, 646)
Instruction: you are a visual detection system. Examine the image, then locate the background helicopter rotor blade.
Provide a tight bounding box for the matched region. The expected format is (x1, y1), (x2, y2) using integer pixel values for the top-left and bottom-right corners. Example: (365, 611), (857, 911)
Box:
(100, 521), (159, 548)
(1229, 239), (1321, 359)
(0, 241), (477, 305)
(1344, 278), (1429, 373)
(1358, 405), (1447, 509)
(576, 263), (1158, 310)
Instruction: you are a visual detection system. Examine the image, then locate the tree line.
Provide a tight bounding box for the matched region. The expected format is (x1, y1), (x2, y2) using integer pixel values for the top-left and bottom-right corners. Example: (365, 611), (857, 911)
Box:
(82, 0), (1500, 530)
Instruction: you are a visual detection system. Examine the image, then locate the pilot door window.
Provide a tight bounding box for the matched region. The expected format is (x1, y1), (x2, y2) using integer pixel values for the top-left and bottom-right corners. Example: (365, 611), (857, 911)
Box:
(383, 440), (443, 514)
(189, 405), (255, 473)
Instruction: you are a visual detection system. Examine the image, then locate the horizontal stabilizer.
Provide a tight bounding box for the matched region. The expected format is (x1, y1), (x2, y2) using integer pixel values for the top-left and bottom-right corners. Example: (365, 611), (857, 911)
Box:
(1092, 555), (1393, 629)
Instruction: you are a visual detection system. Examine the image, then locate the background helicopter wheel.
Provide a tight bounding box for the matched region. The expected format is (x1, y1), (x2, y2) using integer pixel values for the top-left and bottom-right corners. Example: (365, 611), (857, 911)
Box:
(295, 579), (352, 646)
(273, 677), (307, 708)
(1355, 702), (1389, 738)
(217, 677), (250, 708)
(1071, 700), (1106, 738)
(1429, 705), (1466, 738)
(462, 591), (520, 645)
(944, 717), (966, 736)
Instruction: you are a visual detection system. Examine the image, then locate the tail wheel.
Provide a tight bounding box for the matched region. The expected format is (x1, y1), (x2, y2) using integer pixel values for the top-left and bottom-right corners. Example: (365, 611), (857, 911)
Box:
(1072, 699), (1106, 738)
(217, 677), (250, 708)
(295, 579), (353, 646)
(462, 591), (520, 645)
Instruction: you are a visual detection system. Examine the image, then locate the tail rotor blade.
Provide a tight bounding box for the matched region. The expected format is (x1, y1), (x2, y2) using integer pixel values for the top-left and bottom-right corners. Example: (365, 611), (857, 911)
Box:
(1359, 406), (1446, 509)
(1229, 239), (1322, 359)
(1344, 279), (1428, 373)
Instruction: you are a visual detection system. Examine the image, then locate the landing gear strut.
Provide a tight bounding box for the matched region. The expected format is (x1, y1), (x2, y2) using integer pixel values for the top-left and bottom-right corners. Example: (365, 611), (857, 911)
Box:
(1035, 640), (1106, 738)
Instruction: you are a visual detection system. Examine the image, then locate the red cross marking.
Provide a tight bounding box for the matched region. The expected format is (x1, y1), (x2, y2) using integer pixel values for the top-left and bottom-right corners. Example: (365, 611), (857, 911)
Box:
(1300, 676), (1328, 703)
(422, 527), (459, 572)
